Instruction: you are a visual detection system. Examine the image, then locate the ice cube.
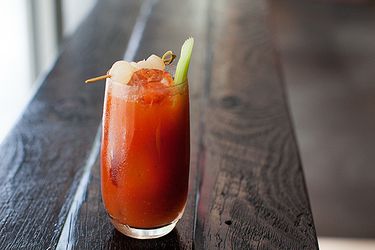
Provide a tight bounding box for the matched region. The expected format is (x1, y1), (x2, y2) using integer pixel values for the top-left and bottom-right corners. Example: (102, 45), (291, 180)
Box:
(128, 69), (164, 86)
(161, 71), (174, 86)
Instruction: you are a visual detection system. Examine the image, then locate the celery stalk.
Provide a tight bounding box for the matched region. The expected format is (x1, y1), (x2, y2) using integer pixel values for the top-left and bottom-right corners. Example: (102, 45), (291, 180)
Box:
(174, 37), (194, 84)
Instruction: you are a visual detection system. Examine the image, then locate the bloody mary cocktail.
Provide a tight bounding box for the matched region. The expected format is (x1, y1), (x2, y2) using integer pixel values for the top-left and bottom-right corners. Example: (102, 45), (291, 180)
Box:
(87, 38), (194, 239)
(101, 74), (190, 238)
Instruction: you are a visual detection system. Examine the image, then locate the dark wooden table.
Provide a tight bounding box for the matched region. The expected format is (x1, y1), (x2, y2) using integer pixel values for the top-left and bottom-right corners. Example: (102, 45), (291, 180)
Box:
(0, 0), (318, 249)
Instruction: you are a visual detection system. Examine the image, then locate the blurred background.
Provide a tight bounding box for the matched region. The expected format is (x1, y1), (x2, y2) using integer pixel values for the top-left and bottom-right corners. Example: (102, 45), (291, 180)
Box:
(1, 0), (375, 249)
(271, 1), (375, 249)
(0, 0), (97, 142)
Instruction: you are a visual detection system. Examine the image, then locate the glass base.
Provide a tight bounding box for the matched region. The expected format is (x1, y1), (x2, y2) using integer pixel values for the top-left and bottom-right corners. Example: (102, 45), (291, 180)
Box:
(110, 218), (178, 239)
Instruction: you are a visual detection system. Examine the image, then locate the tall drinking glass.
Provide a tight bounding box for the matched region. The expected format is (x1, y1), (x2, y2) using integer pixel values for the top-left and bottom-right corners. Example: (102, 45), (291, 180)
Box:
(100, 77), (190, 239)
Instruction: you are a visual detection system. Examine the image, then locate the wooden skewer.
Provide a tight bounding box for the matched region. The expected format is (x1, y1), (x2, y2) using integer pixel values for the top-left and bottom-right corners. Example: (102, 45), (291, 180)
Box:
(85, 74), (111, 83)
(162, 51), (176, 65)
(85, 51), (176, 83)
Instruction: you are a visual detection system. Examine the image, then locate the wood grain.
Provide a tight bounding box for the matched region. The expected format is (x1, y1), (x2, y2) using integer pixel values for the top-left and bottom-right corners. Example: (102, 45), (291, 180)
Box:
(0, 0), (141, 249)
(71, 0), (317, 249)
(0, 0), (318, 249)
(71, 0), (209, 248)
(194, 0), (318, 249)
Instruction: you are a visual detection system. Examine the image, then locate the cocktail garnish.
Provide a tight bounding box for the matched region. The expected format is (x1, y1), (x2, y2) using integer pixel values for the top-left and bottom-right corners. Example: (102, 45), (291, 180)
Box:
(85, 74), (111, 83)
(174, 37), (194, 84)
(162, 51), (176, 65)
(85, 51), (177, 84)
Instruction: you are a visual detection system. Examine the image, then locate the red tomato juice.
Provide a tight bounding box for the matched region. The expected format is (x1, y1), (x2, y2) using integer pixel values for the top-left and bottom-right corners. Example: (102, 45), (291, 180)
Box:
(101, 75), (190, 229)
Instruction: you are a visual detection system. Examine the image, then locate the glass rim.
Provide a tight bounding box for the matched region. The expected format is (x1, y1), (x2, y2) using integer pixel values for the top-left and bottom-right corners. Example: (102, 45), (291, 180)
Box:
(105, 64), (188, 89)
(107, 65), (188, 89)
(107, 77), (188, 90)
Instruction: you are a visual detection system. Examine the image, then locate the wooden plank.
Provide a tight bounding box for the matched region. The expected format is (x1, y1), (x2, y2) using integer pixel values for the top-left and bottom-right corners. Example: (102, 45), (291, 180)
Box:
(270, 0), (375, 238)
(0, 0), (142, 249)
(71, 0), (209, 248)
(71, 0), (318, 249)
(0, 0), (318, 249)
(194, 0), (318, 249)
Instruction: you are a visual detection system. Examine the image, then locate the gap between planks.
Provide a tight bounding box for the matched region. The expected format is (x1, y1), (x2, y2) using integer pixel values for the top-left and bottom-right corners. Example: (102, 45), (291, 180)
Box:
(56, 0), (158, 249)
